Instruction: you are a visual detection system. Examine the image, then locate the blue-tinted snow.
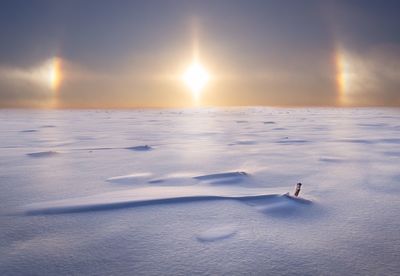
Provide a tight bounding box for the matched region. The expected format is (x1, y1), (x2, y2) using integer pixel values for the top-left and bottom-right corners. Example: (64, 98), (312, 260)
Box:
(0, 108), (399, 275)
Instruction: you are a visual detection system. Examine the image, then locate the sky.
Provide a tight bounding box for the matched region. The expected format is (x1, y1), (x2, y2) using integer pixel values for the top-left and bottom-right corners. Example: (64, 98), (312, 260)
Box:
(0, 0), (399, 108)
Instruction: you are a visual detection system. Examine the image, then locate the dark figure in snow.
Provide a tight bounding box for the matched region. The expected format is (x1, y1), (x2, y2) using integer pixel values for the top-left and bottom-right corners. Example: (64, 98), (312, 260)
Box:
(294, 183), (302, 197)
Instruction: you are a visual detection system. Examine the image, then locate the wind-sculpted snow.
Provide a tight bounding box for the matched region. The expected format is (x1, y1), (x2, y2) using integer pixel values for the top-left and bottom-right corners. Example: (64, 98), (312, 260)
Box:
(106, 173), (153, 184)
(1, 108), (400, 276)
(319, 157), (344, 163)
(252, 194), (317, 218)
(276, 139), (309, 144)
(107, 172), (193, 186)
(106, 171), (253, 186)
(229, 140), (257, 146)
(23, 186), (315, 217)
(194, 171), (249, 184)
(40, 125), (56, 128)
(126, 145), (153, 151)
(27, 150), (59, 157)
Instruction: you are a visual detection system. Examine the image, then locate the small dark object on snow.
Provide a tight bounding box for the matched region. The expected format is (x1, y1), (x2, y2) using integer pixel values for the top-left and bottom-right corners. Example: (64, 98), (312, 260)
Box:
(294, 183), (302, 197)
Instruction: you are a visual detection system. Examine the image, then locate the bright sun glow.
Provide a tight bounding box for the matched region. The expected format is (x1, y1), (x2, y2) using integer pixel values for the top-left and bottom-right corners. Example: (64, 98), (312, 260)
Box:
(5, 56), (62, 92)
(43, 57), (62, 91)
(335, 49), (357, 106)
(29, 57), (62, 91)
(182, 62), (209, 99)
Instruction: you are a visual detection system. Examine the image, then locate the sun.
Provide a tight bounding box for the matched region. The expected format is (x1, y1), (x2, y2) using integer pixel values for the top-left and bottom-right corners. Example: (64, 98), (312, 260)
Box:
(182, 62), (209, 100)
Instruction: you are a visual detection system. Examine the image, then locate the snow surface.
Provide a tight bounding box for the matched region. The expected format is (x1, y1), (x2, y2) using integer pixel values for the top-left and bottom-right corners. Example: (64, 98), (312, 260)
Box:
(0, 107), (400, 275)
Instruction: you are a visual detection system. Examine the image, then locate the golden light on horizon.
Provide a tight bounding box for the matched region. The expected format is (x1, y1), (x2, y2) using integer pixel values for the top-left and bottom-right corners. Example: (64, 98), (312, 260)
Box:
(25, 56), (63, 91)
(33, 56), (62, 108)
(44, 57), (62, 91)
(182, 61), (210, 101)
(21, 56), (62, 92)
(335, 50), (352, 106)
(3, 56), (63, 92)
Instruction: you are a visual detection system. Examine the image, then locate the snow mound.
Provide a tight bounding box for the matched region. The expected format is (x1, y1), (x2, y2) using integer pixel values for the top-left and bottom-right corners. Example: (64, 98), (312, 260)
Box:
(147, 172), (198, 185)
(319, 157), (344, 163)
(20, 129), (38, 133)
(338, 139), (373, 144)
(358, 123), (387, 127)
(246, 193), (315, 218)
(229, 140), (257, 146)
(106, 172), (200, 187)
(76, 147), (115, 151)
(22, 186), (265, 215)
(276, 139), (309, 144)
(22, 185), (315, 218)
(106, 173), (152, 184)
(22, 195), (244, 215)
(196, 226), (237, 242)
(27, 151), (59, 158)
(126, 145), (153, 151)
(147, 179), (165, 184)
(194, 171), (249, 184)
